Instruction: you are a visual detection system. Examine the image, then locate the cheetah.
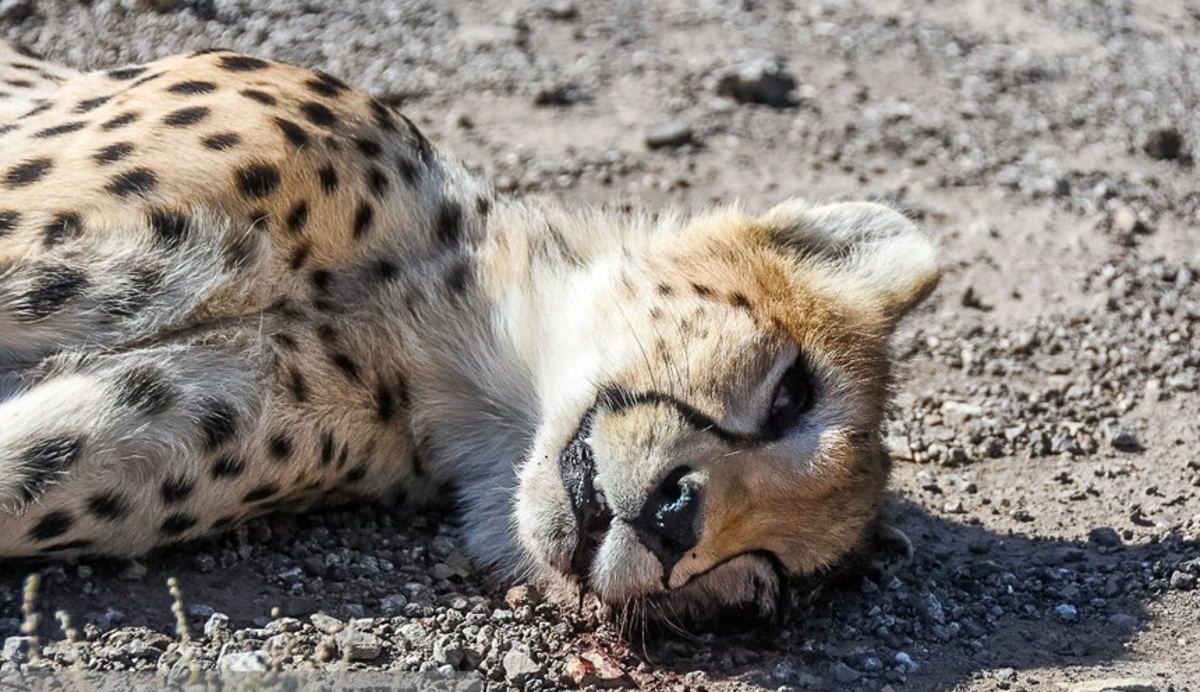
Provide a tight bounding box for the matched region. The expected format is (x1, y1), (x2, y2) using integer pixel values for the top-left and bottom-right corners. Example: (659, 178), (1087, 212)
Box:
(0, 41), (938, 620)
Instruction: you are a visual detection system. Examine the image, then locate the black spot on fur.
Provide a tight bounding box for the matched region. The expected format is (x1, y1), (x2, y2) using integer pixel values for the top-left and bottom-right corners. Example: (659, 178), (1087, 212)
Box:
(375, 382), (396, 422)
(107, 168), (158, 198)
(344, 465), (367, 483)
(5, 157), (53, 187)
(372, 258), (398, 282)
(242, 483), (280, 503)
(43, 212), (82, 246)
(369, 99), (396, 131)
(29, 511), (74, 542)
(210, 454), (245, 479)
(14, 265), (88, 321)
(320, 432), (335, 466)
(318, 164), (339, 194)
(199, 401), (237, 450)
(19, 437), (84, 502)
(305, 71), (348, 97)
(476, 196), (491, 218)
(219, 55), (270, 72)
(730, 292), (752, 310)
(329, 353), (360, 381)
(160, 513), (197, 536)
(106, 267), (162, 318)
(93, 142), (135, 166)
(115, 364), (177, 415)
(336, 444), (350, 470)
(267, 434), (293, 461)
(35, 121), (86, 138)
(394, 155), (420, 184)
(367, 167), (389, 198)
(163, 106), (210, 127)
(240, 89), (276, 105)
(285, 201), (309, 234)
(446, 258), (472, 294)
(107, 66), (148, 80)
(101, 111), (139, 130)
(160, 476), (195, 505)
(355, 138), (382, 158)
(691, 282), (713, 297)
(352, 202), (374, 239)
(0, 210), (19, 237)
(42, 539), (93, 553)
(19, 102), (51, 119)
(167, 80), (217, 95)
(0, 124), (17, 136)
(202, 132), (240, 150)
(237, 163), (281, 198)
(310, 269), (332, 295)
(211, 515), (240, 531)
(287, 367), (308, 402)
(299, 101), (337, 128)
(149, 208), (190, 248)
(436, 200), (463, 246)
(271, 334), (299, 353)
(315, 324), (338, 343)
(74, 95), (113, 113)
(274, 117), (309, 148)
(87, 492), (129, 521)
(289, 244), (311, 271)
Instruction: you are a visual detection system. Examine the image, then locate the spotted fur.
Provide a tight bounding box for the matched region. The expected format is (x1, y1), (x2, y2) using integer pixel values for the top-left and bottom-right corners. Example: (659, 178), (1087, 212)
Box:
(0, 42), (938, 620)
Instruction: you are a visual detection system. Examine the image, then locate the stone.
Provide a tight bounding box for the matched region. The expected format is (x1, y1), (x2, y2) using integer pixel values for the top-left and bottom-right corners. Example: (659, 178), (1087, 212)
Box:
(1103, 420), (1141, 452)
(1055, 603), (1079, 621)
(310, 613), (344, 635)
(564, 650), (633, 688)
(715, 59), (796, 107)
(218, 650), (269, 673)
(1143, 127), (1184, 161)
(1, 636), (33, 664)
(335, 629), (382, 661)
(829, 661), (860, 684)
(1168, 570), (1195, 591)
(1066, 679), (1158, 692)
(505, 584), (542, 609)
(644, 121), (694, 150)
(1088, 526), (1122, 547)
(203, 613), (230, 640)
(503, 646), (542, 686)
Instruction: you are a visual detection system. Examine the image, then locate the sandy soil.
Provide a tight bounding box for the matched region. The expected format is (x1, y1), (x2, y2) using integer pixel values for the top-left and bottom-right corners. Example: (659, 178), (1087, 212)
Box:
(1, 1), (1198, 690)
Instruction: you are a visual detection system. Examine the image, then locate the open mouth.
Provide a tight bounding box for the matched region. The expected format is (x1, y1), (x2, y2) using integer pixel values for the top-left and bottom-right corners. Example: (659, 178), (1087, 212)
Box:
(558, 413), (614, 582)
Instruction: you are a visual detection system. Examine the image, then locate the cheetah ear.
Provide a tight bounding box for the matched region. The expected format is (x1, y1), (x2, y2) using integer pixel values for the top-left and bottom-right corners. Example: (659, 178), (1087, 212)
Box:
(759, 200), (940, 324)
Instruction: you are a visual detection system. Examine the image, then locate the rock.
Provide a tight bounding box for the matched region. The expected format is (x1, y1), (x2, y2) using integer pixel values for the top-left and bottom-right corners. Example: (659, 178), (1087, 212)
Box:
(431, 562), (456, 581)
(644, 121), (694, 150)
(1166, 373), (1197, 392)
(335, 629), (382, 661)
(715, 58), (796, 107)
(2, 636), (33, 664)
(533, 84), (588, 107)
(218, 650), (269, 673)
(503, 646), (542, 686)
(1110, 204), (1151, 237)
(187, 603), (215, 619)
(543, 0), (577, 20)
(1168, 570), (1195, 591)
(505, 584), (542, 609)
(1103, 420), (1141, 451)
(829, 661), (860, 684)
(1108, 613), (1139, 631)
(1065, 678), (1158, 692)
(564, 650), (633, 688)
(1055, 603), (1078, 622)
(310, 613), (344, 635)
(894, 651), (919, 673)
(943, 499), (966, 514)
(1142, 127), (1185, 161)
(203, 613), (230, 640)
(379, 594), (408, 616)
(1088, 526), (1122, 547)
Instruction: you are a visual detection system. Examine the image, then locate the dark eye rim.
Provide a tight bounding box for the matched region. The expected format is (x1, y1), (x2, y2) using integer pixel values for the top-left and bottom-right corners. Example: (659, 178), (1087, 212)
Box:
(765, 352), (816, 439)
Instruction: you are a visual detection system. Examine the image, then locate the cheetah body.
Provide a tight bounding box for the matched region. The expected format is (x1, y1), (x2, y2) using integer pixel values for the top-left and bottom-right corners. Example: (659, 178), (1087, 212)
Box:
(0, 43), (938, 616)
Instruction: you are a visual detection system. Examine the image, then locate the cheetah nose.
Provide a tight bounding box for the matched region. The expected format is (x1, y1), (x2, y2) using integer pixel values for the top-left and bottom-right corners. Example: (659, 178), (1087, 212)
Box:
(632, 465), (701, 572)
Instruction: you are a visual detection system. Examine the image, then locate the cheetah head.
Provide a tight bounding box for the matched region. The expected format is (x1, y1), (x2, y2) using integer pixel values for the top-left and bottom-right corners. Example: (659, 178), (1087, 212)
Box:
(512, 200), (938, 623)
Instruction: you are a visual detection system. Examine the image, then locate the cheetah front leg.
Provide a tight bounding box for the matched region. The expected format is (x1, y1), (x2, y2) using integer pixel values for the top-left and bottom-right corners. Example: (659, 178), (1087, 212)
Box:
(0, 337), (267, 558)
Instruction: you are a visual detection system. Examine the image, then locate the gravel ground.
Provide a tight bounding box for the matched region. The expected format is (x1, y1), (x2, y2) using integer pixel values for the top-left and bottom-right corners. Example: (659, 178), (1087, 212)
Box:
(2, 1), (1199, 690)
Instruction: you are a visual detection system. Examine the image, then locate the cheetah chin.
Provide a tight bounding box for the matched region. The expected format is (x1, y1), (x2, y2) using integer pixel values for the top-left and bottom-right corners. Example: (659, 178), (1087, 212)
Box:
(0, 41), (938, 624)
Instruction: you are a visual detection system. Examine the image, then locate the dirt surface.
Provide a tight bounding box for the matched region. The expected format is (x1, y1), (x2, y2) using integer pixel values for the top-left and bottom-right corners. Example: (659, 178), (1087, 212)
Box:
(2, 1), (1199, 690)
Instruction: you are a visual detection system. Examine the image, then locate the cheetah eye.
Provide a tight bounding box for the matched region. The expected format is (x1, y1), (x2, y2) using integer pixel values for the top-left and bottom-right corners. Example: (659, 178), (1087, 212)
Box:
(766, 354), (815, 438)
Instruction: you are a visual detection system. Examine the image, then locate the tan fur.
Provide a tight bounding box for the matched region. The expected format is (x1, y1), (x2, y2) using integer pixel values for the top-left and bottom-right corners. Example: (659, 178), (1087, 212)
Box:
(0, 43), (937, 620)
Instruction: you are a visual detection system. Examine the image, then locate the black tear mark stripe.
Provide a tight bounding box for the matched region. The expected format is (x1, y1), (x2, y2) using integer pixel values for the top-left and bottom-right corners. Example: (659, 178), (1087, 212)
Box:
(597, 386), (751, 445)
(14, 265), (88, 321)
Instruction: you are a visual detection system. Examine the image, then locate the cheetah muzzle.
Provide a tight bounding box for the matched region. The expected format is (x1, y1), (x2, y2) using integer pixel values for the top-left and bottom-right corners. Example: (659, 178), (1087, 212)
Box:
(0, 41), (939, 625)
